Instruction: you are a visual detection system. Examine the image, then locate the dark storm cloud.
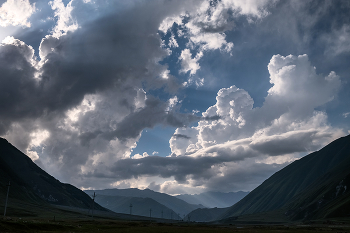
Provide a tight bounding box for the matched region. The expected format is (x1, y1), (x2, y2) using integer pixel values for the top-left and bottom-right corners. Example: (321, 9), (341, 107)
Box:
(0, 40), (38, 135)
(97, 144), (258, 183)
(172, 134), (191, 139)
(78, 97), (222, 142)
(204, 162), (287, 192)
(0, 0), (205, 186)
(109, 155), (231, 183)
(38, 10), (168, 112)
(250, 131), (331, 156)
(0, 0), (196, 137)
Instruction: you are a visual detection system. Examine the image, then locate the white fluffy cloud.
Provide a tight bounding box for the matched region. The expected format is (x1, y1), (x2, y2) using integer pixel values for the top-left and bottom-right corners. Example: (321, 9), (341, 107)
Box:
(49, 0), (78, 38)
(166, 54), (344, 193)
(179, 49), (203, 76)
(159, 0), (275, 83)
(0, 0), (35, 27)
(172, 54), (343, 155)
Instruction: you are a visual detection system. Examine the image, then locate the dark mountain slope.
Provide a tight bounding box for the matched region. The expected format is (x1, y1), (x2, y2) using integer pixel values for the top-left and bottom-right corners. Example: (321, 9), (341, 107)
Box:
(0, 137), (103, 210)
(284, 152), (350, 220)
(185, 207), (228, 222)
(92, 194), (180, 219)
(176, 191), (248, 208)
(220, 134), (350, 219)
(85, 188), (203, 216)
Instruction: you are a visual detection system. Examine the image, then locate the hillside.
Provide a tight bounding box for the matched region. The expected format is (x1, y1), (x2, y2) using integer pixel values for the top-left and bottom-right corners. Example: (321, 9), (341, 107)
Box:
(220, 134), (350, 220)
(284, 152), (350, 220)
(177, 191), (248, 208)
(85, 188), (203, 216)
(0, 137), (104, 214)
(185, 207), (228, 222)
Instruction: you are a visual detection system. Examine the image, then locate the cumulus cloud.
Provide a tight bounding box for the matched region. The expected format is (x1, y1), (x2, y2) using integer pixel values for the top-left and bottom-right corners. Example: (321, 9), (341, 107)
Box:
(179, 49), (203, 75)
(0, 0), (227, 189)
(168, 33), (179, 48)
(172, 54), (343, 155)
(1, 0), (349, 195)
(163, 54), (344, 192)
(49, 0), (78, 38)
(109, 144), (257, 183)
(101, 96), (208, 141)
(0, 0), (35, 27)
(159, 0), (276, 85)
(71, 53), (344, 194)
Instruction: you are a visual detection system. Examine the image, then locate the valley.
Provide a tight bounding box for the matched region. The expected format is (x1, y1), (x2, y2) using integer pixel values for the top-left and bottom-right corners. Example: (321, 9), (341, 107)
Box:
(1, 135), (350, 232)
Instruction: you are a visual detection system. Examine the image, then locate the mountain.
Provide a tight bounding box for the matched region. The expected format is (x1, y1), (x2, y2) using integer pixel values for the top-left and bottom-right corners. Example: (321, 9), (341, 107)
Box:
(284, 152), (350, 220)
(185, 207), (228, 222)
(176, 191), (248, 208)
(220, 134), (350, 221)
(91, 194), (181, 219)
(0, 137), (104, 213)
(85, 188), (204, 217)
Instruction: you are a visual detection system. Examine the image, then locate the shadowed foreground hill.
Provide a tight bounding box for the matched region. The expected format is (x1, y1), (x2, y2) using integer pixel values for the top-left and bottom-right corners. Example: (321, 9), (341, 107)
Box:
(220, 134), (350, 221)
(185, 207), (228, 222)
(0, 137), (104, 212)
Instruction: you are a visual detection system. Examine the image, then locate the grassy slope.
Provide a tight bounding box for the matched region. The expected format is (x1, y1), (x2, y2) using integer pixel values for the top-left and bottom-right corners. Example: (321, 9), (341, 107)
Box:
(0, 137), (104, 211)
(284, 153), (350, 220)
(220, 135), (350, 219)
(1, 218), (350, 233)
(185, 207), (228, 222)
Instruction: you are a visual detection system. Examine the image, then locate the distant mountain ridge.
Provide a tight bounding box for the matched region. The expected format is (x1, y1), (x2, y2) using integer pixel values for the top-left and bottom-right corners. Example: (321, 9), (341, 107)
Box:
(0, 137), (103, 212)
(220, 134), (350, 221)
(85, 188), (204, 216)
(176, 191), (248, 208)
(91, 194), (181, 219)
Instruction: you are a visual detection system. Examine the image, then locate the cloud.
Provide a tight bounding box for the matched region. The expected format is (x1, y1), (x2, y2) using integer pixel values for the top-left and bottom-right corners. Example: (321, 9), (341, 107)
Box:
(179, 49), (203, 76)
(109, 144), (257, 183)
(49, 0), (78, 38)
(172, 54), (342, 155)
(159, 0), (275, 86)
(322, 25), (350, 56)
(168, 33), (179, 48)
(0, 0), (35, 27)
(0, 0), (174, 177)
(0, 36), (38, 136)
(148, 181), (161, 192)
(0, 0), (224, 189)
(250, 130), (324, 156)
(1, 0), (349, 194)
(172, 134), (191, 139)
(165, 54), (345, 192)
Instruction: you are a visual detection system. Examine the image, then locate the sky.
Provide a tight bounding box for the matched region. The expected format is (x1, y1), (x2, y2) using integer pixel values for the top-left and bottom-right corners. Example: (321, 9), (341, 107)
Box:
(0, 0), (349, 195)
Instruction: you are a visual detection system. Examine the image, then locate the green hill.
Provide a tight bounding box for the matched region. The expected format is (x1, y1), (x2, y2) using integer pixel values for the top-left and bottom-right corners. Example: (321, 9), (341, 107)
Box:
(0, 137), (104, 216)
(220, 134), (350, 221)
